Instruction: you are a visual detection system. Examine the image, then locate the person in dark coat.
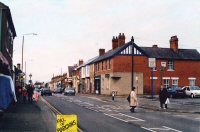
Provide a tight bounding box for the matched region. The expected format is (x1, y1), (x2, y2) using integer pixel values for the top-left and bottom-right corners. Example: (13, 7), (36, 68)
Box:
(159, 86), (169, 109)
(27, 84), (34, 104)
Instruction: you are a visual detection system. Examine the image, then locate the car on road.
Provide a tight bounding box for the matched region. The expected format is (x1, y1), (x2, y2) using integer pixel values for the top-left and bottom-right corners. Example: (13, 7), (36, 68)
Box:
(41, 88), (52, 96)
(54, 87), (63, 94)
(182, 86), (200, 98)
(166, 86), (186, 98)
(64, 87), (75, 96)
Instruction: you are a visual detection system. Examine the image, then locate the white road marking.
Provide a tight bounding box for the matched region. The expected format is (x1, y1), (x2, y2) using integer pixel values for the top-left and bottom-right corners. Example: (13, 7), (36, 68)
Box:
(85, 107), (99, 112)
(163, 126), (182, 132)
(141, 127), (156, 132)
(118, 113), (145, 121)
(86, 97), (107, 103)
(104, 113), (128, 123)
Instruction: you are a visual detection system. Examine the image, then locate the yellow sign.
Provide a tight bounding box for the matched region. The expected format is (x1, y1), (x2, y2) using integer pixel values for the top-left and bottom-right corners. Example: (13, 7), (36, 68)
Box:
(56, 115), (77, 132)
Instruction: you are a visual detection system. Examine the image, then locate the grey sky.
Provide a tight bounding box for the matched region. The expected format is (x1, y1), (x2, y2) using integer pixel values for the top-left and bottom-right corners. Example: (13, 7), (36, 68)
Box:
(1, 0), (200, 83)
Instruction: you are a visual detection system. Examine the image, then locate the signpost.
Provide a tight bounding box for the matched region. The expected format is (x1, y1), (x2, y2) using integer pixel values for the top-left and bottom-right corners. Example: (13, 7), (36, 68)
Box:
(148, 58), (156, 99)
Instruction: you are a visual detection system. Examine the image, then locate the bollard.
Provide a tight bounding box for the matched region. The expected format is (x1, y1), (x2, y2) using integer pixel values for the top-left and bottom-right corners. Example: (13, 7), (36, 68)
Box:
(112, 92), (115, 101)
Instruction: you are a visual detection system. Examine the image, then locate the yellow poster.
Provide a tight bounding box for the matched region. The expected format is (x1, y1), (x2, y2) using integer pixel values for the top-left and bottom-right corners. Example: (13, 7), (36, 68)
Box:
(56, 115), (77, 132)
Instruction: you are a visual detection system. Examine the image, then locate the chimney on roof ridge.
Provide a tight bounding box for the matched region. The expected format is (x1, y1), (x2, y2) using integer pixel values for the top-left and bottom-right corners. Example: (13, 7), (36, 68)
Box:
(79, 59), (83, 65)
(170, 35), (178, 52)
(118, 33), (125, 47)
(112, 36), (118, 50)
(152, 45), (158, 48)
(99, 48), (105, 56)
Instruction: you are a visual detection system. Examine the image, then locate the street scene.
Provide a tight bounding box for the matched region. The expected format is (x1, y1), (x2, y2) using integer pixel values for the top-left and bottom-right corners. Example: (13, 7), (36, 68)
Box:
(0, 0), (200, 132)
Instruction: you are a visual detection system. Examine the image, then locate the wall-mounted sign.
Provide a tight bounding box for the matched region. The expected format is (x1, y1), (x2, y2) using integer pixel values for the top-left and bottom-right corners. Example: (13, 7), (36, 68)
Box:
(161, 62), (166, 67)
(148, 58), (156, 68)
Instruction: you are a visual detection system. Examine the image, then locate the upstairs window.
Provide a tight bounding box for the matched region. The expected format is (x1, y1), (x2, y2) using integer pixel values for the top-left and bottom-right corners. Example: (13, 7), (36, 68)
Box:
(168, 60), (174, 70)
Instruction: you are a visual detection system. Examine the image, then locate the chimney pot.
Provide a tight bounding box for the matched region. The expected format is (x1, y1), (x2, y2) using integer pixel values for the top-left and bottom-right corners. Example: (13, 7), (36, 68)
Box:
(79, 59), (83, 65)
(112, 36), (118, 50)
(118, 33), (126, 47)
(170, 35), (179, 52)
(99, 48), (105, 56)
(152, 45), (158, 48)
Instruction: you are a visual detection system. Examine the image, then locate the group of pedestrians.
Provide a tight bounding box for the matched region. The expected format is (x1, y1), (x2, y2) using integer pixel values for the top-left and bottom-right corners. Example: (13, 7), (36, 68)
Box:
(127, 85), (170, 113)
(16, 83), (34, 104)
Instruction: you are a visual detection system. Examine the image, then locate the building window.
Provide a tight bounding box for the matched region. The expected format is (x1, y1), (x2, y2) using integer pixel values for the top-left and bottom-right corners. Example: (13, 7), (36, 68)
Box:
(172, 79), (178, 87)
(97, 63), (99, 71)
(164, 79), (170, 88)
(109, 59), (112, 69)
(102, 61), (104, 70)
(189, 79), (195, 86)
(105, 60), (107, 70)
(168, 60), (174, 70)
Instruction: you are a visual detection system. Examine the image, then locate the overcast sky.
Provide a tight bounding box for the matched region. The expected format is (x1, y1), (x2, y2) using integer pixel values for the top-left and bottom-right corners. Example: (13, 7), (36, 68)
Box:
(1, 0), (200, 83)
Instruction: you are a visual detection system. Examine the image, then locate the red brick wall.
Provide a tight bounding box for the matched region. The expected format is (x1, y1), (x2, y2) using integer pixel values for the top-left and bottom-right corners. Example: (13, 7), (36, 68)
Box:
(113, 56), (200, 94)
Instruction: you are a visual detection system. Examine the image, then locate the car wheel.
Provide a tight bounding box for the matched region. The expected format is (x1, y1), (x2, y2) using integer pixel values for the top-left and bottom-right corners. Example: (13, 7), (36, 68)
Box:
(191, 94), (194, 98)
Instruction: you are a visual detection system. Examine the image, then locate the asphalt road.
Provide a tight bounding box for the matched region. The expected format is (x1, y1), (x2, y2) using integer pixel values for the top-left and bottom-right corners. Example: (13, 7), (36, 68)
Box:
(43, 94), (200, 132)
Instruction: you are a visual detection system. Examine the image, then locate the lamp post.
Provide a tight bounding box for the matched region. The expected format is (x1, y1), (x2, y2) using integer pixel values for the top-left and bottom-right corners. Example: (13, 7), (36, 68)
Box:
(131, 36), (134, 89)
(22, 33), (37, 72)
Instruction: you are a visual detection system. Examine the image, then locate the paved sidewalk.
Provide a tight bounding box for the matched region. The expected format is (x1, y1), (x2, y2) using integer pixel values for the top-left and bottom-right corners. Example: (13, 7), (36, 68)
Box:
(0, 98), (56, 132)
(80, 94), (200, 114)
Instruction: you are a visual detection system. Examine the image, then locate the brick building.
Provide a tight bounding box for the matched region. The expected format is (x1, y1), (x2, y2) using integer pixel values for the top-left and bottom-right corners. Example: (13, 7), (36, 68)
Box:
(91, 33), (200, 95)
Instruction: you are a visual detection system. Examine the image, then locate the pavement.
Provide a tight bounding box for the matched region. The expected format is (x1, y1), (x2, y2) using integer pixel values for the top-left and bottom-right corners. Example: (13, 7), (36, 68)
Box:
(0, 98), (56, 132)
(0, 93), (199, 132)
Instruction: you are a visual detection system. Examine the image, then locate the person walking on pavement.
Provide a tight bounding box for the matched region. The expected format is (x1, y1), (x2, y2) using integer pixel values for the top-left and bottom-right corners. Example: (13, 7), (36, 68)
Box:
(27, 84), (34, 104)
(159, 86), (169, 109)
(130, 86), (138, 113)
(22, 87), (27, 103)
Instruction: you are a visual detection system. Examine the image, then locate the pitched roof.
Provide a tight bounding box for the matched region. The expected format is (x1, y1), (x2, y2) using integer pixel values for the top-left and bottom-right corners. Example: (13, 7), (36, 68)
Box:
(93, 42), (132, 63)
(91, 40), (200, 63)
(141, 47), (200, 60)
(77, 56), (98, 69)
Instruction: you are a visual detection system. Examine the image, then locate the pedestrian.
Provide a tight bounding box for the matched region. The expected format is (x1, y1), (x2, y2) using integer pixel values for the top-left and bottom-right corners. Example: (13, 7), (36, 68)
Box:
(22, 87), (27, 103)
(129, 87), (138, 113)
(27, 84), (34, 104)
(159, 86), (169, 109)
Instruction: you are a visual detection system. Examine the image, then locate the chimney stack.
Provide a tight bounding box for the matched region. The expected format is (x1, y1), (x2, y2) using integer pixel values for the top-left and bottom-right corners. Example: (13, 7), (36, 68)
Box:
(17, 63), (21, 70)
(152, 45), (158, 48)
(79, 59), (83, 65)
(170, 36), (178, 52)
(118, 33), (125, 47)
(99, 48), (105, 56)
(112, 36), (118, 50)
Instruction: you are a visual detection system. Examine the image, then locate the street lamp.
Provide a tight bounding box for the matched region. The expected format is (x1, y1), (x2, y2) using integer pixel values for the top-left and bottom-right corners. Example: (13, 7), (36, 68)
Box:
(131, 36), (134, 89)
(22, 33), (37, 72)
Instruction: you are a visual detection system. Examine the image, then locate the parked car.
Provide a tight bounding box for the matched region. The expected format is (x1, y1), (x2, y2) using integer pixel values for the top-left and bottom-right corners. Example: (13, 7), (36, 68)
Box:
(41, 88), (52, 96)
(54, 87), (63, 94)
(182, 86), (200, 98)
(166, 86), (186, 98)
(64, 87), (75, 96)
